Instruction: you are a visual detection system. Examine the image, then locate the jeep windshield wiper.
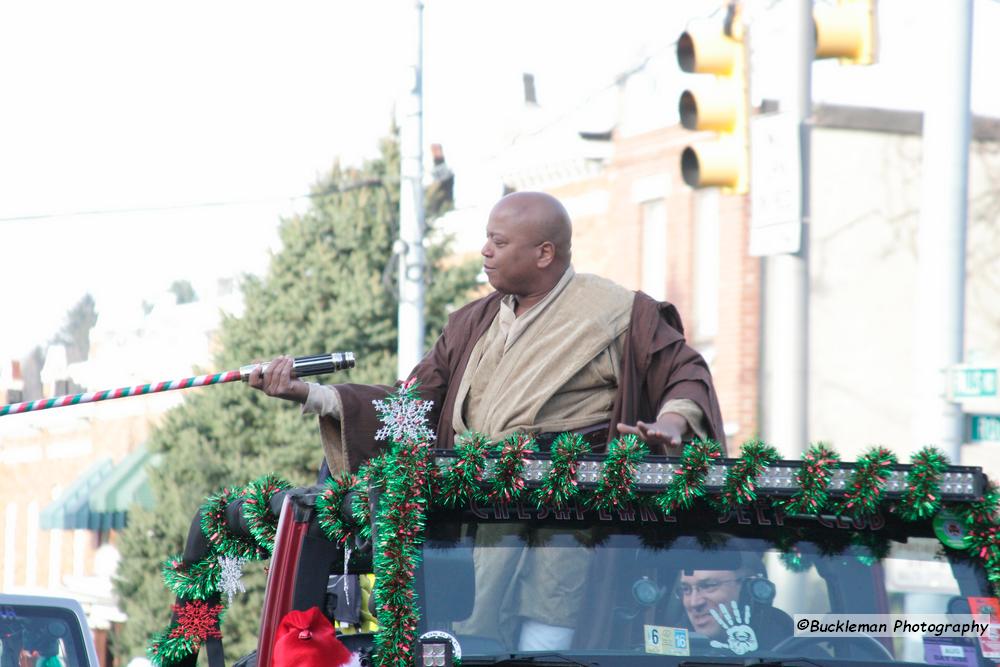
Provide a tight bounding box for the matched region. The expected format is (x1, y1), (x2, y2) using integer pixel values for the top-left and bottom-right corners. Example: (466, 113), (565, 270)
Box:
(468, 652), (596, 667)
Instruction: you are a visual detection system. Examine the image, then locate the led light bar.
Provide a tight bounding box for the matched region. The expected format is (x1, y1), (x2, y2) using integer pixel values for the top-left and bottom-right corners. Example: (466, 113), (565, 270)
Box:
(432, 452), (984, 502)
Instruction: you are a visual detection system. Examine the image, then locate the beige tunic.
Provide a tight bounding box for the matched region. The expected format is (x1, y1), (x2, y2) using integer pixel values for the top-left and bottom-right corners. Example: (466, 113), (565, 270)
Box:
(453, 267), (630, 439)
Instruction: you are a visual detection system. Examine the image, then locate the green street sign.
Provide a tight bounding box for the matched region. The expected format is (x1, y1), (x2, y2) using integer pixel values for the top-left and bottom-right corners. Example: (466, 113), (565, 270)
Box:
(970, 415), (1000, 444)
(952, 367), (998, 399)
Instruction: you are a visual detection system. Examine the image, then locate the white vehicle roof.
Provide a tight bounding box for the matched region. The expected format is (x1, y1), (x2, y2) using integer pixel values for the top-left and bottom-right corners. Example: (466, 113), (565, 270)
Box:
(0, 593), (100, 667)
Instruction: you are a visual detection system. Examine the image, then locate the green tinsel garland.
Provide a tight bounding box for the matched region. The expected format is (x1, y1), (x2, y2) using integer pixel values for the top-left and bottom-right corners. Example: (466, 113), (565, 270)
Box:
(148, 398), (1000, 667)
(242, 473), (291, 553)
(780, 442), (840, 515)
(852, 531), (892, 566)
(317, 473), (360, 545)
(954, 482), (1000, 592)
(351, 490), (373, 542)
(350, 454), (392, 543)
(836, 446), (897, 517)
(487, 432), (537, 503)
(200, 487), (268, 560)
(373, 439), (433, 667)
(771, 529), (885, 573)
(361, 452), (391, 489)
(533, 433), (589, 507)
(777, 542), (811, 573)
(656, 439), (722, 514)
(814, 529), (854, 558)
(711, 439), (779, 513)
(346, 435), (997, 649)
(964, 525), (1000, 589)
(149, 478), (279, 667)
(899, 447), (949, 521)
(149, 599), (225, 666)
(779, 550), (806, 571)
(148, 629), (198, 666)
(956, 481), (1000, 526)
(589, 434), (647, 511)
(438, 432), (491, 507)
(161, 556), (221, 601)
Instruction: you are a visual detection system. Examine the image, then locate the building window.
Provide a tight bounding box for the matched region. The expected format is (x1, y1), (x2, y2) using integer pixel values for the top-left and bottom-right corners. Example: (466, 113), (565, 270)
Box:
(641, 198), (668, 301)
(694, 188), (721, 341)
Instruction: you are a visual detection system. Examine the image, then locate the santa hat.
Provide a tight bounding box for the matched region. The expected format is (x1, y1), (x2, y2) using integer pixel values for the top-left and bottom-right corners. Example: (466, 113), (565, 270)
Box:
(272, 607), (362, 667)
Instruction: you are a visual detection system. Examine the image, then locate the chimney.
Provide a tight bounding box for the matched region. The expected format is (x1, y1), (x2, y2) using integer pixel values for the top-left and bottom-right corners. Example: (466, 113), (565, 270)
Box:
(0, 359), (25, 404)
(40, 345), (71, 397)
(523, 73), (538, 106)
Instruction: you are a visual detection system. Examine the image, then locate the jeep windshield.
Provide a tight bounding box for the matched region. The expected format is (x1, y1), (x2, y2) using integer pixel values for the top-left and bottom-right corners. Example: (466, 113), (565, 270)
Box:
(414, 502), (995, 666)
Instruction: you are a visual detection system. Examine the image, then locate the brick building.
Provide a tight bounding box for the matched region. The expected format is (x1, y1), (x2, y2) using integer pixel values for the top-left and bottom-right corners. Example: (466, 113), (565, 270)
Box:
(437, 83), (762, 446)
(0, 289), (241, 666)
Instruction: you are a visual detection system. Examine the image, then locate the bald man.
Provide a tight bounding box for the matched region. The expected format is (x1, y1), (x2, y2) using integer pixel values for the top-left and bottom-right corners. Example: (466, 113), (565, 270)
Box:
(250, 192), (725, 649)
(251, 191), (725, 467)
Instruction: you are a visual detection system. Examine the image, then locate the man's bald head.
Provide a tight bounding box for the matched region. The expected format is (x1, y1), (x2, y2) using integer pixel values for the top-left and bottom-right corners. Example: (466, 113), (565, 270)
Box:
(489, 192), (572, 265)
(481, 192), (573, 300)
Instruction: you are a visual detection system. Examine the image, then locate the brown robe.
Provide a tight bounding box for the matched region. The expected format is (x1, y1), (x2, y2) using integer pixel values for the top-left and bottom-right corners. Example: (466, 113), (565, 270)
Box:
(321, 290), (726, 474)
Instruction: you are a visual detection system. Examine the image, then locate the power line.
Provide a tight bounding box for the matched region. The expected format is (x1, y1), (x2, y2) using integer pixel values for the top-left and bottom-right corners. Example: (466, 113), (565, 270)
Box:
(0, 179), (383, 224)
(2, 8), (724, 224)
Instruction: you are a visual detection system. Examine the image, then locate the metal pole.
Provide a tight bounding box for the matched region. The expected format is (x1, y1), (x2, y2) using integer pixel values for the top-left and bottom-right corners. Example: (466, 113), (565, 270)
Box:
(762, 0), (811, 457)
(911, 0), (973, 461)
(397, 0), (426, 380)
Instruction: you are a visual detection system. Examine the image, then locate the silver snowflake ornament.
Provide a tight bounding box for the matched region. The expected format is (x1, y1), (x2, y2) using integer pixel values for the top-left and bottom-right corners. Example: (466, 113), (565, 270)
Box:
(372, 388), (434, 443)
(218, 554), (247, 605)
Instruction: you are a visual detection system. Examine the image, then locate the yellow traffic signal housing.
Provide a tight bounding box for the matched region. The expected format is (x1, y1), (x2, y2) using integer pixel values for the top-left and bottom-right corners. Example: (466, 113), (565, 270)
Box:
(814, 0), (877, 65)
(676, 16), (749, 194)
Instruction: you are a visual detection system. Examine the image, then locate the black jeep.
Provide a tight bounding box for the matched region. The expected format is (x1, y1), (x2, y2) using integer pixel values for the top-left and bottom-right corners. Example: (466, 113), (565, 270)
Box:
(230, 446), (998, 667)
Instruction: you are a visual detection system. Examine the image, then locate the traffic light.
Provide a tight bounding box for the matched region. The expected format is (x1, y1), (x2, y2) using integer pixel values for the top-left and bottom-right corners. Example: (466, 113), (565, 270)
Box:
(676, 4), (749, 194)
(814, 0), (877, 65)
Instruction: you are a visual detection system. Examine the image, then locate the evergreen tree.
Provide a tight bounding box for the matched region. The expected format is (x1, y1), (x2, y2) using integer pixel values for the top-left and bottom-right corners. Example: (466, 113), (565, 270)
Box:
(113, 134), (480, 662)
(168, 280), (198, 305)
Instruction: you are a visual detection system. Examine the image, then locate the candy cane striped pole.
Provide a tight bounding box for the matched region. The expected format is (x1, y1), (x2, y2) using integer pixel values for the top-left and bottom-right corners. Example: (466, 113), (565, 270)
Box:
(0, 351), (354, 417)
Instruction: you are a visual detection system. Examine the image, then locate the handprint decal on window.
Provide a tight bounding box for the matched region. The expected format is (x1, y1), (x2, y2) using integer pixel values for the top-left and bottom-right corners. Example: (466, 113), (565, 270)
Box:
(708, 600), (758, 655)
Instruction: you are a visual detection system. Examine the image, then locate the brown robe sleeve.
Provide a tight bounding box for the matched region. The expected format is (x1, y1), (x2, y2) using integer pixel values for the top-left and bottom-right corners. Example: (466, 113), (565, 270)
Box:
(577, 294), (726, 652)
(610, 291), (727, 454)
(321, 328), (452, 474)
(320, 293), (503, 473)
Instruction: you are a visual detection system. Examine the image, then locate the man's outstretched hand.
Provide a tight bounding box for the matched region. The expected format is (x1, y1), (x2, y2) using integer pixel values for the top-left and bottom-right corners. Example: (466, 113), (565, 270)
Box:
(617, 412), (689, 455)
(247, 355), (309, 403)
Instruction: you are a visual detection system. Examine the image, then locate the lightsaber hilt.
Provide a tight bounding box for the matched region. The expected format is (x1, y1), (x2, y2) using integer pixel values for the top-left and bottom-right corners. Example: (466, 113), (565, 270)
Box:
(238, 351), (355, 382)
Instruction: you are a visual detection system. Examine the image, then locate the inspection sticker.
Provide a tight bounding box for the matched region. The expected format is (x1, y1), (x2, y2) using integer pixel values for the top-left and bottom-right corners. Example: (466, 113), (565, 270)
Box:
(967, 597), (1000, 658)
(644, 625), (690, 656)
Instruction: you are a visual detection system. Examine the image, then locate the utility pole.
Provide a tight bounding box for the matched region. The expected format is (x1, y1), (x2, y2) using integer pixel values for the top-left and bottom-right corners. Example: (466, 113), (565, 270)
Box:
(760, 0), (812, 457)
(911, 0), (973, 462)
(397, 0), (426, 380)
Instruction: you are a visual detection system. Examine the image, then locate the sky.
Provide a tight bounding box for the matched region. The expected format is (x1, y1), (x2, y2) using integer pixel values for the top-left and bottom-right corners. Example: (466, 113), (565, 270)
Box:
(0, 0), (710, 362)
(1, 0), (999, 365)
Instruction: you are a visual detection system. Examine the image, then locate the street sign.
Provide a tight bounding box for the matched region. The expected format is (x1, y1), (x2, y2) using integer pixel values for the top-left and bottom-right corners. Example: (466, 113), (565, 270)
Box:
(970, 415), (1000, 444)
(749, 111), (802, 257)
(951, 367), (999, 399)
